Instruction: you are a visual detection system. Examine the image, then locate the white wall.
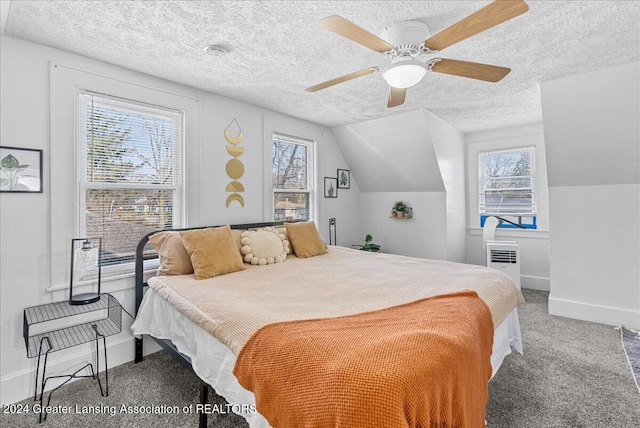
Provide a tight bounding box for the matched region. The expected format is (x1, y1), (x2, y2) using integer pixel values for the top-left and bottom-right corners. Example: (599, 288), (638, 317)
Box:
(541, 62), (640, 329)
(424, 110), (466, 263)
(465, 122), (551, 291)
(548, 185), (639, 326)
(0, 36), (360, 404)
(359, 192), (447, 260)
(333, 109), (466, 262)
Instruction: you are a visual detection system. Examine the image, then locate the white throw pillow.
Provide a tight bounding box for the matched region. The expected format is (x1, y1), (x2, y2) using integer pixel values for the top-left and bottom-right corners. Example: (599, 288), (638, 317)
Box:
(240, 227), (290, 265)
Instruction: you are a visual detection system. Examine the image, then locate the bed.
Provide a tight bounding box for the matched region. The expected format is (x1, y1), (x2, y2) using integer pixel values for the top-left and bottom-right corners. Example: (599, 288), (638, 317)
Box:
(131, 221), (524, 428)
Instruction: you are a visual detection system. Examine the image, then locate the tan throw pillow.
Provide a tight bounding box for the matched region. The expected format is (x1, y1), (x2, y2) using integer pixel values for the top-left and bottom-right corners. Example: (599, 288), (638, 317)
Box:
(284, 221), (328, 258)
(149, 231), (194, 275)
(179, 225), (245, 280)
(240, 227), (290, 265)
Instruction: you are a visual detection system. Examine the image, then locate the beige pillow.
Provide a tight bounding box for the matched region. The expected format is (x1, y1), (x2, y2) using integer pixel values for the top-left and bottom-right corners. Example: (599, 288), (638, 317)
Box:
(275, 227), (294, 255)
(240, 227), (290, 265)
(179, 225), (245, 280)
(149, 231), (194, 275)
(284, 221), (328, 258)
(231, 228), (244, 254)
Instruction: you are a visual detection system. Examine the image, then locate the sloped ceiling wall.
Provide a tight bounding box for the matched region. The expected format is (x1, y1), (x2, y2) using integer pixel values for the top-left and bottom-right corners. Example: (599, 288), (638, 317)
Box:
(332, 110), (444, 192)
(542, 62), (639, 186)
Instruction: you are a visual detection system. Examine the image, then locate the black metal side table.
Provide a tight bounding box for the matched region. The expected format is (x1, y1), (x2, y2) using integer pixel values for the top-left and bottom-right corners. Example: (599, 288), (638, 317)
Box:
(23, 293), (122, 423)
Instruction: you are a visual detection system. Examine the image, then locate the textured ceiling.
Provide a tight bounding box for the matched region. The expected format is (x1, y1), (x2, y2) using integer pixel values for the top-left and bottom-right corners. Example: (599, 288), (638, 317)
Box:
(4, 1), (640, 132)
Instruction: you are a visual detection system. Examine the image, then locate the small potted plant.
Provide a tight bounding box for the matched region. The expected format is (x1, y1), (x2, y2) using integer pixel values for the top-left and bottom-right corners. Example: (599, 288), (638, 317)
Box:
(393, 201), (406, 217)
(353, 234), (380, 252)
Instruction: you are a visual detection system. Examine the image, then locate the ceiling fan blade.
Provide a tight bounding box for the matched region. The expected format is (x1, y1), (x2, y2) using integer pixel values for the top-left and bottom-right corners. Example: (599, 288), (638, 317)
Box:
(431, 59), (511, 82)
(319, 15), (394, 53)
(424, 0), (529, 51)
(305, 68), (377, 92)
(387, 86), (407, 108)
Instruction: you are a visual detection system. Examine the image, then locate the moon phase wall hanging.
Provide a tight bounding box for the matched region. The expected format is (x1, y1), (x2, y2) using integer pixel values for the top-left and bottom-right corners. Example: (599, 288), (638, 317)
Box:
(225, 119), (245, 207)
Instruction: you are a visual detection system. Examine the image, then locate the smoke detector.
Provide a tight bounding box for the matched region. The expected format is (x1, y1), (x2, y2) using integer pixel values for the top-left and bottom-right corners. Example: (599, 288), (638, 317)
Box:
(204, 45), (229, 57)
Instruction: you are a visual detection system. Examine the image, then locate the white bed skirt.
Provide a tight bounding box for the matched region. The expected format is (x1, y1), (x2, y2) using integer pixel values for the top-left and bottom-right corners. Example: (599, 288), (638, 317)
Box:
(131, 289), (523, 428)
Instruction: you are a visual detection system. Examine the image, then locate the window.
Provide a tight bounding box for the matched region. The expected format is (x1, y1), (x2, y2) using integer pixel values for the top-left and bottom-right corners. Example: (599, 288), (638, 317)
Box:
(272, 133), (314, 221)
(479, 147), (536, 228)
(78, 92), (183, 265)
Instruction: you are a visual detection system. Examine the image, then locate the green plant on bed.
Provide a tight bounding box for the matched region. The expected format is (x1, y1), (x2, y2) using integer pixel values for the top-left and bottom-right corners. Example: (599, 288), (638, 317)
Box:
(353, 234), (380, 252)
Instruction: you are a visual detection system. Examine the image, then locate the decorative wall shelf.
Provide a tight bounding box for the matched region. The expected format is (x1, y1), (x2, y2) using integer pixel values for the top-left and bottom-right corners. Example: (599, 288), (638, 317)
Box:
(390, 204), (413, 219)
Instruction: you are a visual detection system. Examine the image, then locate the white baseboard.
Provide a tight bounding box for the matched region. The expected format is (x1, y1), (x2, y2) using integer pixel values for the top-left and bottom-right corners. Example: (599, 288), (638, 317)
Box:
(521, 275), (550, 291)
(549, 296), (640, 329)
(1, 335), (161, 405)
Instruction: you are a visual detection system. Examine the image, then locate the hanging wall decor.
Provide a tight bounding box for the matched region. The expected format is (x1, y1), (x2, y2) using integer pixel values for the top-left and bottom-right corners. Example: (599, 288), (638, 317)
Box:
(0, 146), (43, 193)
(224, 119), (245, 207)
(324, 177), (338, 198)
(337, 169), (350, 189)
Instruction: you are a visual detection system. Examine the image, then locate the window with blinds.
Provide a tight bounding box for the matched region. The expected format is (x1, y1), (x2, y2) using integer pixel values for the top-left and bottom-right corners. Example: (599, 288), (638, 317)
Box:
(78, 92), (183, 265)
(272, 133), (314, 221)
(479, 147), (536, 217)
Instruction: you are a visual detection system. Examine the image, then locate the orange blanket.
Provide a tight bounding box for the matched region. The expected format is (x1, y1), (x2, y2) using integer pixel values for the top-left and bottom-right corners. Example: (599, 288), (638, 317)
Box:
(233, 290), (494, 428)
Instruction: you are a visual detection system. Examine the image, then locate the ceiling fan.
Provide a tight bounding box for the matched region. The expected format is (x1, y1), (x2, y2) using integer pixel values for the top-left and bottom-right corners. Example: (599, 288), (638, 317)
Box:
(305, 0), (529, 108)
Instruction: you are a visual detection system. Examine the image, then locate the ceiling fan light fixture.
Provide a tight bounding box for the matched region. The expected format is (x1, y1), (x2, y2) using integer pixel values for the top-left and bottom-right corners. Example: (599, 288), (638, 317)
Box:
(383, 61), (427, 89)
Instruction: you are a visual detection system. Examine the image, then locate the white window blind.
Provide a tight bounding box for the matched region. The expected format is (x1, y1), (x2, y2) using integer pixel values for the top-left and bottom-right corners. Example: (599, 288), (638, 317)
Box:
(272, 133), (314, 221)
(479, 147), (536, 216)
(78, 92), (183, 265)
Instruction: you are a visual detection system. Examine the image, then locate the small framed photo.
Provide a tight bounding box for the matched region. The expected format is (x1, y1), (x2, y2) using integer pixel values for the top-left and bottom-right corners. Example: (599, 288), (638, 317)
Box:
(0, 146), (43, 193)
(324, 177), (338, 198)
(337, 169), (350, 189)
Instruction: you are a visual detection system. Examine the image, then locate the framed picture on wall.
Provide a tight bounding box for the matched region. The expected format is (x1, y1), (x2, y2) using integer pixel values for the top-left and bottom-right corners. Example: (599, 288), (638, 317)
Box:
(0, 146), (43, 193)
(324, 177), (338, 198)
(337, 169), (350, 189)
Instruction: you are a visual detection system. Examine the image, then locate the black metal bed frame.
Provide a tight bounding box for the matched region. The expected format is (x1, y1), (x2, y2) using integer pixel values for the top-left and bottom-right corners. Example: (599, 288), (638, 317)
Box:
(134, 221), (291, 428)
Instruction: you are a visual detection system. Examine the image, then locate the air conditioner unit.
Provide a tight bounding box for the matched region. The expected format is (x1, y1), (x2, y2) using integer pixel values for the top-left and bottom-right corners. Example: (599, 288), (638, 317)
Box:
(486, 241), (521, 289)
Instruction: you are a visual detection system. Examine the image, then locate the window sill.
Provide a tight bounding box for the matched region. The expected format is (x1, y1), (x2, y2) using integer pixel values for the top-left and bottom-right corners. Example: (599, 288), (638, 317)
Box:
(45, 259), (159, 292)
(468, 227), (549, 240)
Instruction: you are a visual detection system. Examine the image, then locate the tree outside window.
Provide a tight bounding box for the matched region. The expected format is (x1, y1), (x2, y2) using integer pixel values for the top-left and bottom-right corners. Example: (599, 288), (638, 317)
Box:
(272, 134), (313, 221)
(79, 93), (183, 265)
(479, 147), (536, 227)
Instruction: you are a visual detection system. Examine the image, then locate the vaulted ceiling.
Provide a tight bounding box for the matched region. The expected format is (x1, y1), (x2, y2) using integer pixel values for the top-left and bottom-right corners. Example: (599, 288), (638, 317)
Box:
(3, 1), (639, 132)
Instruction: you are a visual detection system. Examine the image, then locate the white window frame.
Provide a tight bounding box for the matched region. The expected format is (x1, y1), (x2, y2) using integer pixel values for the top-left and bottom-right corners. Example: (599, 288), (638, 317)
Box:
(478, 146), (536, 218)
(50, 63), (201, 294)
(271, 132), (315, 222)
(76, 91), (185, 272)
(263, 117), (320, 224)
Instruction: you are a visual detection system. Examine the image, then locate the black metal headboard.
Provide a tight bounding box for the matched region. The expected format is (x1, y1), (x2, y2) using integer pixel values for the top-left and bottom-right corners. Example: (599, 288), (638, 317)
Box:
(133, 220), (291, 363)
